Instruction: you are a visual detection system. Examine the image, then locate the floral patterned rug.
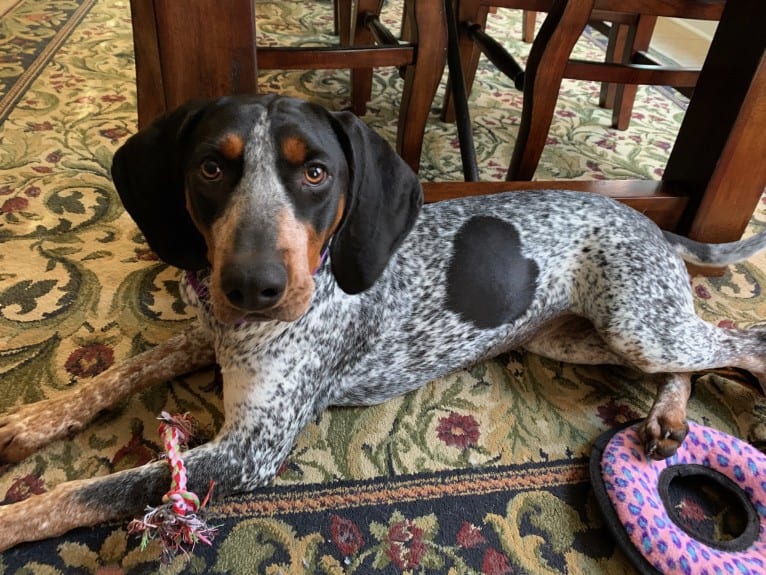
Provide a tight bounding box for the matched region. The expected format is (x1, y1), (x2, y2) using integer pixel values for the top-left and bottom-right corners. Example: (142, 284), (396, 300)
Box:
(1, 1), (765, 573)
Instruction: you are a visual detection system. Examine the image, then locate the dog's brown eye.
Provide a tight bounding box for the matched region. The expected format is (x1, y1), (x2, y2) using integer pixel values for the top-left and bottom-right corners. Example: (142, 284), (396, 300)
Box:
(304, 164), (327, 186)
(200, 159), (223, 181)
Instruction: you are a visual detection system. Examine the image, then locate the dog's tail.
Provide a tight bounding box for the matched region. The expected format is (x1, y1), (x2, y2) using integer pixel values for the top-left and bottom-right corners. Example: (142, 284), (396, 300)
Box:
(663, 230), (766, 267)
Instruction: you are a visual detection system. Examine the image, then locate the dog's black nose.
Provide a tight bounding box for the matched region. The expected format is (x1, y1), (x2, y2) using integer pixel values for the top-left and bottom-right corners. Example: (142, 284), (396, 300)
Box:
(221, 260), (287, 311)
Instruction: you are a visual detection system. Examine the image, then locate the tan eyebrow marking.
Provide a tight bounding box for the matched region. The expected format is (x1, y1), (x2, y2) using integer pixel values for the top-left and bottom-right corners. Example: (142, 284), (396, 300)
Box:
(282, 136), (308, 165)
(219, 133), (245, 160)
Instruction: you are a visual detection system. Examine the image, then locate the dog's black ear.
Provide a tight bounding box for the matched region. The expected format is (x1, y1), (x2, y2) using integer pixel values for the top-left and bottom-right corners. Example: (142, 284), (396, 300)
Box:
(327, 111), (423, 294)
(111, 100), (211, 270)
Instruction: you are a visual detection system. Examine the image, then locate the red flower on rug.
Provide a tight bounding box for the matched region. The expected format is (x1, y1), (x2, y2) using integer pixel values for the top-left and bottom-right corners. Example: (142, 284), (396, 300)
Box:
(330, 514), (365, 556)
(3, 474), (46, 503)
(111, 431), (156, 470)
(1, 197), (29, 214)
(437, 412), (480, 449)
(45, 150), (63, 163)
(65, 343), (114, 378)
(482, 547), (513, 575)
(134, 247), (159, 262)
(456, 521), (486, 548)
(597, 399), (640, 427)
(385, 519), (426, 570)
(694, 284), (711, 299)
(24, 121), (53, 132)
(101, 94), (126, 103)
(99, 126), (130, 144)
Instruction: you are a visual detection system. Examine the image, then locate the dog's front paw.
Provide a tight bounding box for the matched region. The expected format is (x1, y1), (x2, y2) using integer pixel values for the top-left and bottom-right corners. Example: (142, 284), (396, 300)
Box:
(0, 400), (80, 463)
(639, 414), (689, 460)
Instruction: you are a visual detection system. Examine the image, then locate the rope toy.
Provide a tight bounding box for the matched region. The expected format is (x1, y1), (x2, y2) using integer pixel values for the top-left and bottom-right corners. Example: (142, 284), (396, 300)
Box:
(128, 412), (218, 562)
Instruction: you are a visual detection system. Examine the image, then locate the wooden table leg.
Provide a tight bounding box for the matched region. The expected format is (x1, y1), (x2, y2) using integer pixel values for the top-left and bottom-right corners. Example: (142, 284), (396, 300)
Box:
(664, 0), (766, 243)
(130, 0), (166, 129)
(131, 0), (258, 128)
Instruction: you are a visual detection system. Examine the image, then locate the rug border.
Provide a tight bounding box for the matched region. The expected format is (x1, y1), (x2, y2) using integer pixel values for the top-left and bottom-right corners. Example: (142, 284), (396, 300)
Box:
(213, 457), (591, 519)
(0, 0), (99, 124)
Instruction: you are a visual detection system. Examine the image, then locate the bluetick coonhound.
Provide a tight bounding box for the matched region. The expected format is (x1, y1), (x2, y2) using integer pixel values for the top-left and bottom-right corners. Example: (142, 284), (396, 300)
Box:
(1, 94), (765, 551)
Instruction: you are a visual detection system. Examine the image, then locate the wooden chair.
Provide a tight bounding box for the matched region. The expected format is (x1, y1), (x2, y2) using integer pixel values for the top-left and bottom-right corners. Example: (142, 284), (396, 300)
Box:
(425, 0), (765, 267)
(442, 0), (724, 180)
(521, 10), (661, 130)
(128, 0), (446, 172)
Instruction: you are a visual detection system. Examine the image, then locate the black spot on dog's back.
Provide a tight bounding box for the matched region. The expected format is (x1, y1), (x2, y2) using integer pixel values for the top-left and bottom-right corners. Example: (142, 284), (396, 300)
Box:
(446, 216), (538, 329)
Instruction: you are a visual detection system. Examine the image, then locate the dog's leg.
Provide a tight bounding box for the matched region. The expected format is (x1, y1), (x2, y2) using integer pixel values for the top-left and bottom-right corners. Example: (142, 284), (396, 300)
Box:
(523, 315), (626, 365)
(0, 324), (214, 463)
(524, 318), (693, 459)
(725, 331), (766, 394)
(638, 373), (692, 460)
(595, 314), (766, 457)
(0, 462), (169, 552)
(0, 365), (320, 552)
(0, 438), (267, 551)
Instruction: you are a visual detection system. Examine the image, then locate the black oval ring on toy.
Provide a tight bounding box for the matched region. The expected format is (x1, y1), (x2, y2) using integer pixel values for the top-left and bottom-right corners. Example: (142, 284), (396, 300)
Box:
(590, 420), (766, 575)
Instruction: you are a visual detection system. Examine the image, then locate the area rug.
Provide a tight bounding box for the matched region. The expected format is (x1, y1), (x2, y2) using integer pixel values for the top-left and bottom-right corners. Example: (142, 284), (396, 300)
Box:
(1, 1), (765, 574)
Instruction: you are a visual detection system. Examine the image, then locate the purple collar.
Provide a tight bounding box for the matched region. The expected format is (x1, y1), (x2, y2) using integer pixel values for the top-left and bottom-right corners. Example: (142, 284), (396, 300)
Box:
(314, 246), (329, 275)
(185, 268), (210, 303)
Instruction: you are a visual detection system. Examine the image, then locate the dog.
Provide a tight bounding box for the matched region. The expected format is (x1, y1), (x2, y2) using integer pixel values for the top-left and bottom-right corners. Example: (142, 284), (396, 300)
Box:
(1, 94), (765, 552)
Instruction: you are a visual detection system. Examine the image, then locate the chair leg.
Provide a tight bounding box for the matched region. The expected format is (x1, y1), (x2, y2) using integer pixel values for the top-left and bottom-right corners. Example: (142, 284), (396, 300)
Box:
(665, 0), (766, 244)
(401, 0), (413, 41)
(349, 0), (383, 115)
(598, 19), (633, 112)
(441, 0), (489, 123)
(333, 0), (338, 35)
(130, 0), (166, 129)
(335, 0), (352, 45)
(508, 0), (593, 180)
(611, 15), (657, 130)
(398, 0), (448, 172)
(522, 10), (536, 42)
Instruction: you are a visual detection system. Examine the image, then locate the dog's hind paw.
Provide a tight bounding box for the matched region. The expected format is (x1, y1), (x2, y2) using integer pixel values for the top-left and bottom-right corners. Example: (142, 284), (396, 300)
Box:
(639, 415), (689, 460)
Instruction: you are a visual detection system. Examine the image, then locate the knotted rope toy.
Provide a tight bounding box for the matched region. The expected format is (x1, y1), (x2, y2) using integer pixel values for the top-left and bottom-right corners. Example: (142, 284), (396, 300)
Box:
(128, 412), (218, 562)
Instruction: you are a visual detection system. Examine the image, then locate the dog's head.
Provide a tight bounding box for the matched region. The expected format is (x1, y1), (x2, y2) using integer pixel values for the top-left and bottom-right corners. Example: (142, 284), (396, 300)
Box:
(111, 95), (422, 324)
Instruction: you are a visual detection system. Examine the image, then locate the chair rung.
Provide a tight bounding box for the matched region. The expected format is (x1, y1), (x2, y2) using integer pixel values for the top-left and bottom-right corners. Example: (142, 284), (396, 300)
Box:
(465, 22), (525, 90)
(565, 60), (700, 87)
(257, 45), (414, 70)
(364, 13), (399, 48)
(422, 180), (689, 231)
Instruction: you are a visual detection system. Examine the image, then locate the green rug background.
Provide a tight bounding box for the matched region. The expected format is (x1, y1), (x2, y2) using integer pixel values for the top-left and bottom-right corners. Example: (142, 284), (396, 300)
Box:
(1, 1), (765, 573)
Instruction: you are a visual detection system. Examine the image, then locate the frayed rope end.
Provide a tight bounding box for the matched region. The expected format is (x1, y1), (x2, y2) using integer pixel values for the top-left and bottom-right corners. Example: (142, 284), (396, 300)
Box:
(129, 412), (220, 563)
(128, 481), (218, 563)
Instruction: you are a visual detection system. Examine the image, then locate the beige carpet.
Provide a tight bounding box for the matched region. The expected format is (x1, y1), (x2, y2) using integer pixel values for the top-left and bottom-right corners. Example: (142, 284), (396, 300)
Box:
(1, 1), (765, 573)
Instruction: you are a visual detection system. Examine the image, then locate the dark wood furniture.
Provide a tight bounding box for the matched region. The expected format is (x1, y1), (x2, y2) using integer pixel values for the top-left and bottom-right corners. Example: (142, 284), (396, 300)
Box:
(519, 11), (663, 130)
(126, 0), (765, 270)
(434, 0), (766, 254)
(128, 0), (446, 172)
(442, 0), (723, 139)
